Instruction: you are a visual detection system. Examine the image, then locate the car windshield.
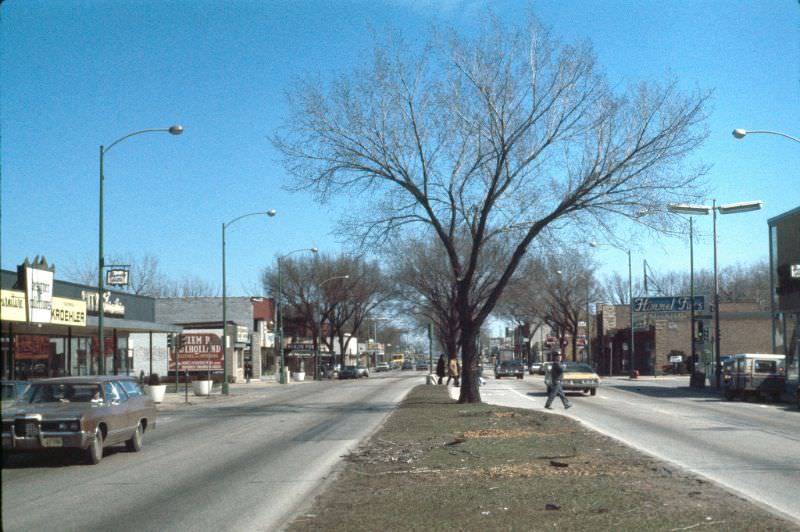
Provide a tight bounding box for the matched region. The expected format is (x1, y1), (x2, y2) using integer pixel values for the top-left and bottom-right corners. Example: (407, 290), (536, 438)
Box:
(2, 383), (17, 400)
(564, 363), (594, 373)
(23, 383), (103, 404)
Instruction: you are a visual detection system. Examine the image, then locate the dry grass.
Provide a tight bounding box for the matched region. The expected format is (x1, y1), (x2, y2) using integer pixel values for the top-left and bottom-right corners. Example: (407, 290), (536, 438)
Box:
(287, 385), (798, 532)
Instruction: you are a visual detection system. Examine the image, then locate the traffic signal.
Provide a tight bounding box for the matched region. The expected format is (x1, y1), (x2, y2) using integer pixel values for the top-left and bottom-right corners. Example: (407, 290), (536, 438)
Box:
(167, 333), (173, 349)
(696, 320), (704, 340)
(177, 334), (185, 350)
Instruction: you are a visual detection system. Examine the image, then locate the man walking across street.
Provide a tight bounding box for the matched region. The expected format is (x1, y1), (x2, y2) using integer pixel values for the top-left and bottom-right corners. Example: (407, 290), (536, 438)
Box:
(544, 354), (572, 410)
(446, 356), (460, 387)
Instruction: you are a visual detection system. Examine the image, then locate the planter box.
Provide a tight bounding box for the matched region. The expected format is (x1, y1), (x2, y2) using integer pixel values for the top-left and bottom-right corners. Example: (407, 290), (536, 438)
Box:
(192, 380), (213, 396)
(144, 384), (167, 403)
(292, 371), (305, 382)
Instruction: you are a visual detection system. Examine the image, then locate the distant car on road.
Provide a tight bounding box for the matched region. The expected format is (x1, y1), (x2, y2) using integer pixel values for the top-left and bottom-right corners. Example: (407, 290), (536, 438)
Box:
(415, 361), (429, 371)
(2, 376), (157, 464)
(494, 360), (524, 379)
(339, 366), (366, 379)
(529, 362), (542, 375)
(545, 362), (600, 396)
(401, 361), (415, 370)
(374, 362), (390, 372)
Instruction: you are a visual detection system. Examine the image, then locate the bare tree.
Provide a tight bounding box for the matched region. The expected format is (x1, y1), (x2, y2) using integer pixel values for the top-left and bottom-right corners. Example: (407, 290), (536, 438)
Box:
(273, 16), (710, 403)
(63, 254), (168, 296)
(262, 253), (393, 369)
(161, 276), (218, 297)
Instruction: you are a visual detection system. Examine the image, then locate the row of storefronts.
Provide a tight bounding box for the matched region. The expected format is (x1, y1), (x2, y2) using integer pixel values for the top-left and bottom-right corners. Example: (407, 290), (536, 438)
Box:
(1, 257), (178, 380)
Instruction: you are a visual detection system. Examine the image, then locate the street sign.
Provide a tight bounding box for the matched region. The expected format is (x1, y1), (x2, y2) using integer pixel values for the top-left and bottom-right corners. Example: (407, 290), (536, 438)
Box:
(105, 268), (129, 287)
(633, 296), (705, 313)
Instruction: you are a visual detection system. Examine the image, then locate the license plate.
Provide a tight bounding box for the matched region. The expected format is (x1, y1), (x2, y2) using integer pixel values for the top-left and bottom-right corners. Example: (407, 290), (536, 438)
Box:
(42, 437), (63, 448)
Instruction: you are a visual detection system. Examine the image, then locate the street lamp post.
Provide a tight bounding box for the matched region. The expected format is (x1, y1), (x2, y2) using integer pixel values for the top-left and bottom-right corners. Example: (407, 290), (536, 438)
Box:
(666, 208), (700, 380)
(222, 210), (276, 394)
(668, 200), (763, 389)
(315, 274), (349, 380)
(98, 125), (183, 375)
(277, 248), (319, 384)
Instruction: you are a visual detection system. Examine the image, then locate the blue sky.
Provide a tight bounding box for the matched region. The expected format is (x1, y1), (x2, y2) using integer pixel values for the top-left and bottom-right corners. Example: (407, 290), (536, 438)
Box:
(2, 0), (798, 300)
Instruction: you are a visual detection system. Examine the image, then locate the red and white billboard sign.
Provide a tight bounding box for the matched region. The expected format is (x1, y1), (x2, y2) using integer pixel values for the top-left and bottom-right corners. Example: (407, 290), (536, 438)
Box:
(170, 333), (223, 371)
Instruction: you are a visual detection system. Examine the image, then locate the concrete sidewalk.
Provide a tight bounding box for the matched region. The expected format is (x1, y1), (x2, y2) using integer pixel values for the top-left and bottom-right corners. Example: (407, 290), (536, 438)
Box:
(154, 375), (296, 410)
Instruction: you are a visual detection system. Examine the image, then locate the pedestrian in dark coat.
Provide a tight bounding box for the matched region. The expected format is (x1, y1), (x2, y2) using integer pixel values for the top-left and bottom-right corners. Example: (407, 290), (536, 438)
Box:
(436, 355), (446, 384)
(544, 354), (572, 410)
(244, 361), (253, 384)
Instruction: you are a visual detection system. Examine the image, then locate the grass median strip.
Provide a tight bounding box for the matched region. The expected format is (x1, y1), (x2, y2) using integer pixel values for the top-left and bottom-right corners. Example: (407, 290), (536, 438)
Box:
(288, 384), (796, 531)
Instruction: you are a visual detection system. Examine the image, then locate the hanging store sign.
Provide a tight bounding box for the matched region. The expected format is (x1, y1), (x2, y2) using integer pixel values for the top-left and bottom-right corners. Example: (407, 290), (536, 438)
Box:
(1, 289), (26, 322)
(25, 264), (54, 323)
(236, 326), (250, 343)
(105, 268), (130, 287)
(632, 296), (705, 313)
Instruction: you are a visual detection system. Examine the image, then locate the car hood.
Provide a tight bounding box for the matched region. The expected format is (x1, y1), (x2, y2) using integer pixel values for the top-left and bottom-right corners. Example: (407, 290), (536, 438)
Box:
(2, 402), (102, 419)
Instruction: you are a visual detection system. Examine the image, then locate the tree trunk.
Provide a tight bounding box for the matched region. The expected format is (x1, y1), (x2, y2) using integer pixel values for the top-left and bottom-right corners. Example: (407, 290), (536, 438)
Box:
(457, 323), (481, 404)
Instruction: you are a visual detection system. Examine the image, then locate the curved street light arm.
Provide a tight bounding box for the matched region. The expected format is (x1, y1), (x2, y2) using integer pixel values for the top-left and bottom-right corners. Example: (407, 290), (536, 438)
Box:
(224, 210), (277, 229)
(103, 126), (184, 154)
(732, 129), (800, 144)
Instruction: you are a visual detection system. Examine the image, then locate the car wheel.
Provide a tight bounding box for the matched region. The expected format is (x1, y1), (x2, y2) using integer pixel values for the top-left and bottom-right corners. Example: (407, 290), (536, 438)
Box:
(126, 421), (144, 452)
(85, 427), (104, 465)
(590, 388), (597, 396)
(723, 388), (734, 401)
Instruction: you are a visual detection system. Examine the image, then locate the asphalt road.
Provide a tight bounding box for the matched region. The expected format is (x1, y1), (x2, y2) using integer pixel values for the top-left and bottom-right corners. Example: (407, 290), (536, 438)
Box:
(467, 372), (800, 525)
(1, 371), (423, 532)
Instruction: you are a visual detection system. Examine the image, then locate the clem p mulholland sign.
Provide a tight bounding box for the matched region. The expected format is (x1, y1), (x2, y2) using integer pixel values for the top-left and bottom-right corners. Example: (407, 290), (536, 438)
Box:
(633, 296), (705, 313)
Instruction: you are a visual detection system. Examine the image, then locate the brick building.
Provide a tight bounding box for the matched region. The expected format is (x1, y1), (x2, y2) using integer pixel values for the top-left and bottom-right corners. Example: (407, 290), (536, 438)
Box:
(594, 301), (771, 376)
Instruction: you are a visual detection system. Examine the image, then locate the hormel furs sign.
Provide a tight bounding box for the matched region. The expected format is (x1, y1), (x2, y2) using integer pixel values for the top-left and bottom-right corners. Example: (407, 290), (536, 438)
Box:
(170, 333), (223, 371)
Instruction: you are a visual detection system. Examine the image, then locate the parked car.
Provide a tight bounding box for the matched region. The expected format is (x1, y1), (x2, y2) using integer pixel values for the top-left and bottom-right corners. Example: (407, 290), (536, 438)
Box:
(529, 362), (542, 375)
(401, 361), (415, 370)
(545, 362), (600, 396)
(416, 361), (429, 371)
(374, 362), (390, 372)
(494, 359), (524, 379)
(1, 380), (29, 409)
(1, 376), (157, 464)
(338, 366), (361, 379)
(722, 353), (785, 402)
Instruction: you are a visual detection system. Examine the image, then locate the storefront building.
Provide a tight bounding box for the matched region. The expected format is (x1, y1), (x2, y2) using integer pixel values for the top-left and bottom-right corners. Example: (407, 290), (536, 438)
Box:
(155, 296), (275, 383)
(769, 206), (800, 396)
(595, 300), (771, 377)
(1, 258), (178, 380)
